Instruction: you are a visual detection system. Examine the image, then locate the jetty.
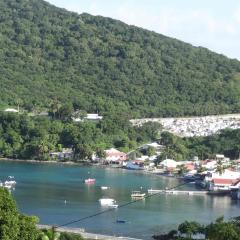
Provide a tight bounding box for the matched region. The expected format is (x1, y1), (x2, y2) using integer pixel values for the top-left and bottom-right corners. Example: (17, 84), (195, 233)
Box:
(37, 224), (142, 240)
(148, 189), (208, 195)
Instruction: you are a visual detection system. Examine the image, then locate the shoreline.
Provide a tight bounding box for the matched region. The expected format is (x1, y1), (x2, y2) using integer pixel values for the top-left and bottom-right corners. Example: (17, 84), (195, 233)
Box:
(0, 157), (181, 179)
(37, 224), (142, 240)
(0, 157), (87, 166)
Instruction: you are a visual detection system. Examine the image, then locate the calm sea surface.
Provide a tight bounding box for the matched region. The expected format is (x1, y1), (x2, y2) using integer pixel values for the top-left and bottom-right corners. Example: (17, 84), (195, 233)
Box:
(0, 160), (240, 239)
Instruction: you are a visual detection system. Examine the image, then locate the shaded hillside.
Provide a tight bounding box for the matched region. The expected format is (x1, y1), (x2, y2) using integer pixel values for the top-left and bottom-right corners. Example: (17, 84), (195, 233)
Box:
(1, 0), (240, 117)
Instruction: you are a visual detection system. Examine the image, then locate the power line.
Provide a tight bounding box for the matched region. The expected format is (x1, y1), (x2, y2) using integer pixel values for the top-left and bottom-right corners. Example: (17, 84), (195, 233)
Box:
(56, 181), (188, 229)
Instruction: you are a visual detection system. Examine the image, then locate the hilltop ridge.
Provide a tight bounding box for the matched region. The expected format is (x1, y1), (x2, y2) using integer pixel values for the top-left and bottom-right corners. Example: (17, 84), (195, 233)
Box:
(1, 0), (240, 117)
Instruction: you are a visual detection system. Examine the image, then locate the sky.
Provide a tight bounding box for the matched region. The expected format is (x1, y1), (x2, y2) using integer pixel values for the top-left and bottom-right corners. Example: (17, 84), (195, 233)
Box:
(47, 0), (240, 60)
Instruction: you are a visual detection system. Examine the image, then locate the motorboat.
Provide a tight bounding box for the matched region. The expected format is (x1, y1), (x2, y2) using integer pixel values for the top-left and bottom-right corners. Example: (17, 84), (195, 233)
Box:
(110, 204), (118, 208)
(131, 191), (146, 198)
(99, 198), (118, 208)
(101, 186), (109, 190)
(84, 178), (95, 184)
(116, 220), (126, 223)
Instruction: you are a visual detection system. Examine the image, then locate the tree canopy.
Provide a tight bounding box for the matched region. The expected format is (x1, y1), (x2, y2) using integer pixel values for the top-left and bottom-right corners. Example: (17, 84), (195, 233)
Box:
(0, 112), (161, 160)
(0, 0), (240, 117)
(0, 188), (41, 240)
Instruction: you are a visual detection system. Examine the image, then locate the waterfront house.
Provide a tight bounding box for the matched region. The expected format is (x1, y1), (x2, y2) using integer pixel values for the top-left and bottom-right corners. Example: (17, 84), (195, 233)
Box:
(206, 169), (240, 181)
(105, 148), (127, 163)
(206, 169), (240, 191)
(160, 159), (177, 169)
(50, 148), (73, 160)
(209, 178), (238, 191)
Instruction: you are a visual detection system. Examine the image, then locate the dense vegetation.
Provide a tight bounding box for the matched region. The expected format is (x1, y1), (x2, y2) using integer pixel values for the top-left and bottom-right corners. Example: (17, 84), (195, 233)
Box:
(1, 110), (240, 162)
(0, 188), (41, 240)
(153, 216), (240, 240)
(0, 112), (161, 160)
(1, 0), (240, 117)
(159, 129), (240, 161)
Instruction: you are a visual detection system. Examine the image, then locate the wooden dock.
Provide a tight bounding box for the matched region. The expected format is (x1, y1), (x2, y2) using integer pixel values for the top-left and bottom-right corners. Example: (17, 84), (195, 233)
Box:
(148, 189), (208, 195)
(37, 224), (142, 240)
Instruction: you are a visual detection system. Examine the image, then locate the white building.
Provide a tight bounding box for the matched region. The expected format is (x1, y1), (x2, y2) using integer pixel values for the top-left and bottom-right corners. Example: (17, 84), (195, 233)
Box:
(159, 159), (177, 169)
(73, 113), (103, 122)
(4, 108), (19, 113)
(85, 113), (103, 120)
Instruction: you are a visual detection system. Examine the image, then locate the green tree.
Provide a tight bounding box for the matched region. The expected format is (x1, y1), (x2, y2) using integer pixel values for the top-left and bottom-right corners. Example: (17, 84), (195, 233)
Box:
(73, 144), (93, 161)
(0, 188), (20, 240)
(0, 188), (41, 240)
(41, 228), (60, 240)
(96, 148), (106, 159)
(206, 217), (240, 240)
(178, 221), (202, 239)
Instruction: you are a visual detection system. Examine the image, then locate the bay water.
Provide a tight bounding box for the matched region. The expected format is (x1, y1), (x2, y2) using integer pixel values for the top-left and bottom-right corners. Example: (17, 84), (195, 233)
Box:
(0, 160), (240, 239)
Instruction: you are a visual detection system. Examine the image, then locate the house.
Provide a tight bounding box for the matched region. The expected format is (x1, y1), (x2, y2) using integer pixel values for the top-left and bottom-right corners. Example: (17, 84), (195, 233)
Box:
(209, 178), (238, 191)
(201, 160), (217, 170)
(72, 113), (103, 122)
(184, 162), (195, 171)
(50, 148), (73, 160)
(159, 159), (177, 169)
(206, 169), (240, 181)
(206, 169), (240, 191)
(141, 142), (164, 155)
(85, 113), (103, 121)
(105, 148), (127, 163)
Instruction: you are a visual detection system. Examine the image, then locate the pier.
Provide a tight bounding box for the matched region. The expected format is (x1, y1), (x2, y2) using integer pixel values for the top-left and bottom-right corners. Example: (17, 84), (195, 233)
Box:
(148, 189), (208, 195)
(37, 224), (142, 240)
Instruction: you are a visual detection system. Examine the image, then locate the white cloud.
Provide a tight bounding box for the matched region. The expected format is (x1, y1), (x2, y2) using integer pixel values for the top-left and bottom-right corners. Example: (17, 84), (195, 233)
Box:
(234, 7), (240, 22)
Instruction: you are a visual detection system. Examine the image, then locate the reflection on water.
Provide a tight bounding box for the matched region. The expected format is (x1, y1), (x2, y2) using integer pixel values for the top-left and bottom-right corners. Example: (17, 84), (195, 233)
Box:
(0, 161), (240, 239)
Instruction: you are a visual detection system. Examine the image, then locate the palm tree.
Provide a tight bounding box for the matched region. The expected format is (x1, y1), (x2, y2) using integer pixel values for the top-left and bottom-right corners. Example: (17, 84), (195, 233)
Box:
(216, 159), (224, 175)
(41, 227), (60, 240)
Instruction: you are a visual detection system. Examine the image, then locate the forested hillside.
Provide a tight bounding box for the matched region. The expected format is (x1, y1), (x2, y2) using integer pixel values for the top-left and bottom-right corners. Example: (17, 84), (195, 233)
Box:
(1, 0), (240, 117)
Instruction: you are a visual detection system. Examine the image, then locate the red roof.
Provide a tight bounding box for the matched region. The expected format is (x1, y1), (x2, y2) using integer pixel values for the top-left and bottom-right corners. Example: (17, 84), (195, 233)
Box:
(212, 178), (237, 185)
(185, 163), (195, 171)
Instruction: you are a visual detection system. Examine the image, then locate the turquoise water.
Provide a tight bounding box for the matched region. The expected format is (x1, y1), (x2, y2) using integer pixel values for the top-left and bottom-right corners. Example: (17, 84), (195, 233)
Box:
(0, 160), (240, 239)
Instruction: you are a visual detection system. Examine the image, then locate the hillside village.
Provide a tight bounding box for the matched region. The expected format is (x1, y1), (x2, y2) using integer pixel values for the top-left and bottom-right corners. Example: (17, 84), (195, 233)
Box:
(131, 114), (240, 137)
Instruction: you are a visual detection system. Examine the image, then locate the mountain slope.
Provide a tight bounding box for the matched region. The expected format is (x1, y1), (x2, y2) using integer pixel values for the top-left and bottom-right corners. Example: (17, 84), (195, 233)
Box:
(0, 0), (240, 117)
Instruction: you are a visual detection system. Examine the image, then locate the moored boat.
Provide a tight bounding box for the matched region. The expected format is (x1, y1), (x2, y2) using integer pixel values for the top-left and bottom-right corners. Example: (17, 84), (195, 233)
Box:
(84, 178), (95, 184)
(99, 198), (118, 208)
(131, 191), (146, 198)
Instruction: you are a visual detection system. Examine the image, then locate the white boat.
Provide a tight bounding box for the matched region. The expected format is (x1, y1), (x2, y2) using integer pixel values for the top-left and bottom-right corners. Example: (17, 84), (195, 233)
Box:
(110, 204), (118, 208)
(131, 191), (146, 198)
(99, 198), (117, 207)
(101, 186), (109, 190)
